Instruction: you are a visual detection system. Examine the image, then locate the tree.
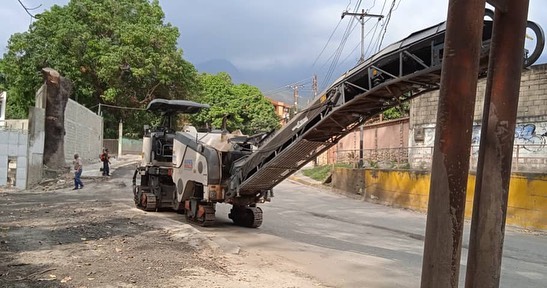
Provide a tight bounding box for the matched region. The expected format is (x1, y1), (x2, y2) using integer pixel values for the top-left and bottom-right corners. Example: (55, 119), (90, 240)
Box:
(382, 102), (410, 120)
(190, 72), (280, 135)
(0, 0), (198, 138)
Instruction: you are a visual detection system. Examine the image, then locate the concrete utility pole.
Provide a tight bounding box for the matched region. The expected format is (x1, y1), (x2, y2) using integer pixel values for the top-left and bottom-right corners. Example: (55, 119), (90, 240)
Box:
(312, 75), (318, 97)
(118, 120), (123, 159)
(342, 9), (384, 63)
(287, 84), (304, 112)
(0, 91), (6, 127)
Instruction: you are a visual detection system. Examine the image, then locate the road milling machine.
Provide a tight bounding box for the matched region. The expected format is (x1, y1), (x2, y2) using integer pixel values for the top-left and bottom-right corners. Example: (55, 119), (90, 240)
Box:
(133, 12), (544, 228)
(132, 98), (269, 227)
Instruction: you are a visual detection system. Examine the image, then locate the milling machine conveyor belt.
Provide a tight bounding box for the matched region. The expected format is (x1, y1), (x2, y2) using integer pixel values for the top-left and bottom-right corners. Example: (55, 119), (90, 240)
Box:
(230, 14), (544, 196)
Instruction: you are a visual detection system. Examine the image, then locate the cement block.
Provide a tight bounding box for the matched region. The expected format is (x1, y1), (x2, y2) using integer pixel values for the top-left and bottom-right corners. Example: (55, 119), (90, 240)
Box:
(16, 156), (27, 169)
(18, 143), (27, 157)
(19, 133), (28, 144)
(0, 144), (7, 156)
(8, 131), (18, 145)
(0, 169), (7, 186)
(15, 173), (27, 189)
(8, 144), (17, 156)
(0, 131), (7, 144)
(0, 155), (7, 186)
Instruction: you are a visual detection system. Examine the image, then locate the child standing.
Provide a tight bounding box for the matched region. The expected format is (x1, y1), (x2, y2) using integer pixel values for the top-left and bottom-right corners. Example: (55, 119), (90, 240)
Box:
(73, 153), (84, 189)
(100, 148), (111, 176)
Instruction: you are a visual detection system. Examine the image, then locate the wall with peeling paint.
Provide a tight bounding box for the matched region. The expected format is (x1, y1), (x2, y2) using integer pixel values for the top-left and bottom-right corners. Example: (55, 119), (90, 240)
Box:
(332, 168), (547, 230)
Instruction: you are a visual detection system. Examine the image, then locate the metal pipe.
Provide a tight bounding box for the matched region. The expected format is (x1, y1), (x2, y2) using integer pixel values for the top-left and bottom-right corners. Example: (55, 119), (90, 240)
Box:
(420, 0), (486, 287)
(465, 2), (530, 287)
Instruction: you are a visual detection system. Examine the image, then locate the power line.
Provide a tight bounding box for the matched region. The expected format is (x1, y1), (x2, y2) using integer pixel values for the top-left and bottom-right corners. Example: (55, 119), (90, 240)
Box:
(312, 19), (343, 68)
(364, 18), (382, 58)
(341, 9), (384, 63)
(94, 103), (146, 115)
(17, 0), (41, 18)
(321, 18), (359, 89)
(378, 0), (399, 51)
(262, 77), (312, 95)
(318, 0), (362, 89)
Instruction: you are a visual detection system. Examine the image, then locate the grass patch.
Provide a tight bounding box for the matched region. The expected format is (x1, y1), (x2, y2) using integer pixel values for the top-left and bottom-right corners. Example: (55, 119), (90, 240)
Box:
(302, 164), (352, 182)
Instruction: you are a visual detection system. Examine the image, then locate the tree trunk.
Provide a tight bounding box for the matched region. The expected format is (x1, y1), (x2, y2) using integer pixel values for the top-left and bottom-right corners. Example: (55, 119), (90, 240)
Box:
(42, 68), (73, 170)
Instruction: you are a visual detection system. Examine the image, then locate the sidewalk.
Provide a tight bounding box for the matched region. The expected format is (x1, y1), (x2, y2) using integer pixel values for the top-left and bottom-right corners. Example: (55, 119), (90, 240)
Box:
(81, 154), (142, 178)
(288, 170), (325, 188)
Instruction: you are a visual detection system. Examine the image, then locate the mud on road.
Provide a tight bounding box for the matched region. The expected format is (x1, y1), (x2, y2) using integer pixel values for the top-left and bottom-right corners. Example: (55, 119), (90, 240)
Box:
(0, 174), (322, 288)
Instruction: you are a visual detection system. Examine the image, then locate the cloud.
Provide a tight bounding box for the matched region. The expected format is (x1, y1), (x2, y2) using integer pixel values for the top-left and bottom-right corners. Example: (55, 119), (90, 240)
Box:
(1, 0), (546, 93)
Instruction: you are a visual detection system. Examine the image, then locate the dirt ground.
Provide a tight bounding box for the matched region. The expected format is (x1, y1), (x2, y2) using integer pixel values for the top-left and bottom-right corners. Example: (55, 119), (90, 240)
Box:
(0, 173), (324, 288)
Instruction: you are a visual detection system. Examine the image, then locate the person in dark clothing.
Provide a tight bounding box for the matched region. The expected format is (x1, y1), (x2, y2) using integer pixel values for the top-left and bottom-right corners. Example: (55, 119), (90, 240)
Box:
(100, 148), (111, 176)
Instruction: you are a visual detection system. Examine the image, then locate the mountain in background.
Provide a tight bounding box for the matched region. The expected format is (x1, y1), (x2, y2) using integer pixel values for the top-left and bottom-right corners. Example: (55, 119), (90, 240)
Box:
(195, 59), (244, 84)
(195, 58), (349, 106)
(195, 58), (293, 103)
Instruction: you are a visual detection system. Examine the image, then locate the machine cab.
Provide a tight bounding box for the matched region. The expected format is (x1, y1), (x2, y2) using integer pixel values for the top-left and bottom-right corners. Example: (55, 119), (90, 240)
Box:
(141, 99), (209, 166)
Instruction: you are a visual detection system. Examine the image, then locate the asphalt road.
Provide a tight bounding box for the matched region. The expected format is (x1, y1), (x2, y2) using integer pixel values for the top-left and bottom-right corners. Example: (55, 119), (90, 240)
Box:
(206, 178), (546, 287)
(115, 165), (547, 288)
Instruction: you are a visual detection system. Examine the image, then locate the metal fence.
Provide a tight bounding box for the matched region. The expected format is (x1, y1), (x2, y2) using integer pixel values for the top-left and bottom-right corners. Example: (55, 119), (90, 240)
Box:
(334, 144), (547, 172)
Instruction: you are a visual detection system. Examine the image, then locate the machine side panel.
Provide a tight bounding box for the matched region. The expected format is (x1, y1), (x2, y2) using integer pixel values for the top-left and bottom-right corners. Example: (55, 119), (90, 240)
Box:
(174, 132), (221, 184)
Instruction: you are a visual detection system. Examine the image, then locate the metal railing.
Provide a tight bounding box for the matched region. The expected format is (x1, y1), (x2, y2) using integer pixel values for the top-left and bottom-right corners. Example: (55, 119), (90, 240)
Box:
(333, 145), (547, 172)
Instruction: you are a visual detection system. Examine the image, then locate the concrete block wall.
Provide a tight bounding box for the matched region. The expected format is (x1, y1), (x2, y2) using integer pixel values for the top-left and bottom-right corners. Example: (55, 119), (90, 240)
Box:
(0, 129), (29, 189)
(515, 65), (547, 122)
(3, 119), (29, 130)
(64, 99), (103, 162)
(410, 63), (547, 129)
(409, 64), (547, 171)
(27, 107), (45, 187)
(0, 155), (6, 187)
(0, 98), (101, 190)
(320, 118), (410, 165)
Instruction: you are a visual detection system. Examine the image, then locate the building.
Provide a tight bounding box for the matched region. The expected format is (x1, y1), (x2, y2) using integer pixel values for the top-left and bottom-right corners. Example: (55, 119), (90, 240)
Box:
(267, 98), (291, 126)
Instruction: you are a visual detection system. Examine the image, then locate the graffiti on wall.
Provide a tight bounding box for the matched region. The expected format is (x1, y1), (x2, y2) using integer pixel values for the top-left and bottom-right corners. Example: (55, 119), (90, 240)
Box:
(472, 122), (547, 152)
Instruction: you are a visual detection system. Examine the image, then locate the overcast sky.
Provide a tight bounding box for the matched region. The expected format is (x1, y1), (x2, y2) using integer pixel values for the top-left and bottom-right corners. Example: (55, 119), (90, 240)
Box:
(1, 0), (546, 102)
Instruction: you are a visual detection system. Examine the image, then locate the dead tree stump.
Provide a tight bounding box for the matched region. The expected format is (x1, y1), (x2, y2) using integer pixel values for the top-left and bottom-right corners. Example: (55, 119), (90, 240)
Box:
(42, 68), (73, 170)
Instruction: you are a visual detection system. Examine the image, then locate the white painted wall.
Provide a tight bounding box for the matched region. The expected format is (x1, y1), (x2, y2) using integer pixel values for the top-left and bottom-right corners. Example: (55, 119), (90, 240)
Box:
(0, 129), (29, 189)
(0, 91), (6, 127)
(0, 98), (102, 190)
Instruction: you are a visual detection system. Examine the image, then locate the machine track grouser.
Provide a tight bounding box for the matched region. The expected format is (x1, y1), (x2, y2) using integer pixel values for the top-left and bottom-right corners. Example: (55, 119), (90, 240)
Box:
(133, 11), (544, 228)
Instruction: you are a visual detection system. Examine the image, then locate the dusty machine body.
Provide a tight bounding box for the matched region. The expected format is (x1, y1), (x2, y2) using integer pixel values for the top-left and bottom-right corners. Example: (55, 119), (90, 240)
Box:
(133, 99), (269, 227)
(133, 13), (544, 228)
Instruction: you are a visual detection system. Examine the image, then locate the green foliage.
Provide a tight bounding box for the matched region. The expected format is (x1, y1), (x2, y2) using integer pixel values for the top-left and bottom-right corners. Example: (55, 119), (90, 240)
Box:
(302, 164), (352, 182)
(190, 72), (280, 135)
(367, 160), (379, 168)
(302, 165), (331, 181)
(382, 102), (409, 120)
(400, 162), (411, 170)
(0, 0), (198, 138)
